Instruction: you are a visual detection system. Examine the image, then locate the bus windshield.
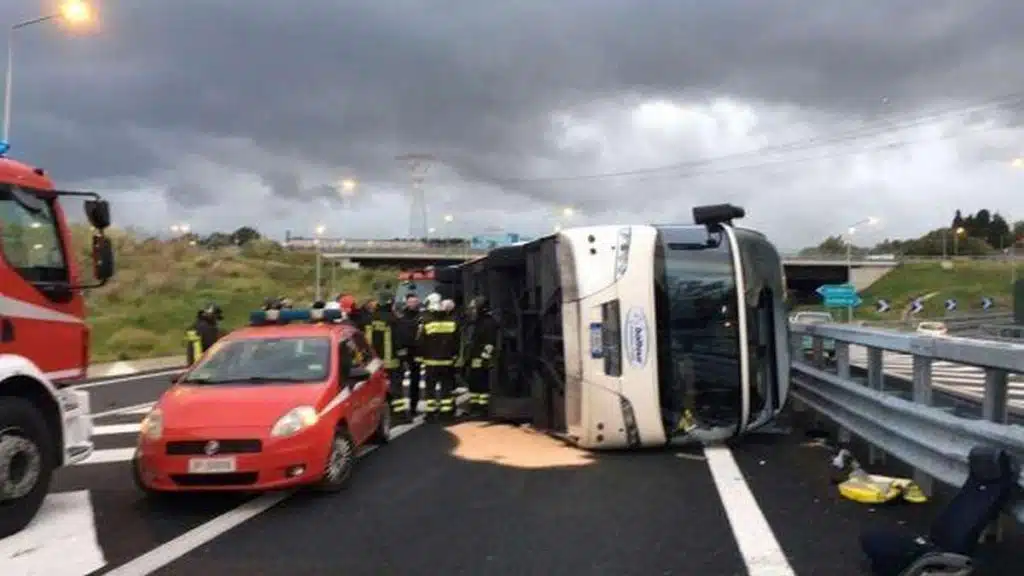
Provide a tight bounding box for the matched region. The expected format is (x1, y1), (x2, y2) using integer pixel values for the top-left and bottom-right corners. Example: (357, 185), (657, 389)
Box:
(652, 226), (741, 437)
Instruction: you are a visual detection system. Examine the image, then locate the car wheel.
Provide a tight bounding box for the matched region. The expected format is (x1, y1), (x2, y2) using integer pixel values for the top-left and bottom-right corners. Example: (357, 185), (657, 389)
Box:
(0, 397), (55, 540)
(369, 402), (391, 445)
(317, 428), (355, 492)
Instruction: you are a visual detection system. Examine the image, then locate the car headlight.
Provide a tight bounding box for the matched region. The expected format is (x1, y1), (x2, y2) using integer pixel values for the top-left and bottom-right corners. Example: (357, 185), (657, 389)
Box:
(270, 406), (319, 437)
(140, 408), (163, 440)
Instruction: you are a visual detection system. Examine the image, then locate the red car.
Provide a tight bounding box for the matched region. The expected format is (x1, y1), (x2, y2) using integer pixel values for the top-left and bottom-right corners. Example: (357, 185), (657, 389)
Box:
(132, 308), (391, 494)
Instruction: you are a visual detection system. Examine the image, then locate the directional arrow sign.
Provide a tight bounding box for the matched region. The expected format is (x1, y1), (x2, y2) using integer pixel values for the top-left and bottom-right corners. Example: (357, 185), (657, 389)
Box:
(945, 298), (957, 312)
(816, 283), (862, 308)
(910, 298), (924, 315)
(981, 296), (994, 310)
(875, 299), (891, 313)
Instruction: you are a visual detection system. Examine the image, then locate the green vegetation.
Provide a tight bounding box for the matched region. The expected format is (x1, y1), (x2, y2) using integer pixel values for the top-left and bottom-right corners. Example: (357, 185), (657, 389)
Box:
(71, 227), (397, 362)
(796, 261), (1018, 321)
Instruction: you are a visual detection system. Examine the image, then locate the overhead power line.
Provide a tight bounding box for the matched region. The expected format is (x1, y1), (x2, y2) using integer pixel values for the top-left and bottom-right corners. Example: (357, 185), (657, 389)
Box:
(486, 90), (1024, 185)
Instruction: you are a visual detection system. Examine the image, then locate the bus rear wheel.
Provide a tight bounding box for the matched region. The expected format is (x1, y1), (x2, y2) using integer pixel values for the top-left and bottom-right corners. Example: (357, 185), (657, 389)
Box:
(0, 397), (55, 539)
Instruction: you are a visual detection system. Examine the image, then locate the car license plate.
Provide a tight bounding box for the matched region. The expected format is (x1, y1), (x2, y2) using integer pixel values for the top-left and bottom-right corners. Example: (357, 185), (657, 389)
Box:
(188, 457), (237, 474)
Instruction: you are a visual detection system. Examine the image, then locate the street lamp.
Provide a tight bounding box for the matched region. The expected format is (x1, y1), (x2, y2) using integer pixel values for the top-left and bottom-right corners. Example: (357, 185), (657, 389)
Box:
(3, 1), (94, 141)
(314, 224), (326, 301)
(845, 217), (879, 322)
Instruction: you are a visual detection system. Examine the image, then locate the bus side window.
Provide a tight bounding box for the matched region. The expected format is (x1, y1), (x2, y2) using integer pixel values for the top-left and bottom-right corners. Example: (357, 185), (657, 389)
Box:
(601, 300), (622, 377)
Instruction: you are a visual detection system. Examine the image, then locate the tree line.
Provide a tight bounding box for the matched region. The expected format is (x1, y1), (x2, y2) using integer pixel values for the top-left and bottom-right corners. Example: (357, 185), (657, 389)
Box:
(802, 210), (1024, 257)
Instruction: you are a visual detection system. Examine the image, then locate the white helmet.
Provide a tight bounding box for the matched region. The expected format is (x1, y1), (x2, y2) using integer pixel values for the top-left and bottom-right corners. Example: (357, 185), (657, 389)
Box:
(425, 292), (443, 312)
(324, 301), (341, 310)
(440, 299), (455, 312)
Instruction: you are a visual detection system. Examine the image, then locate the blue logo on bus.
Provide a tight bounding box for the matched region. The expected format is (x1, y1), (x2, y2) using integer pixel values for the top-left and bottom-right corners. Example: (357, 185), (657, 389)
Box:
(624, 307), (648, 368)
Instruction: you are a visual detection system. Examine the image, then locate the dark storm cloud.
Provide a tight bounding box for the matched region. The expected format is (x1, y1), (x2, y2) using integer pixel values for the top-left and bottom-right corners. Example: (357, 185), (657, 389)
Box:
(3, 0), (1022, 206)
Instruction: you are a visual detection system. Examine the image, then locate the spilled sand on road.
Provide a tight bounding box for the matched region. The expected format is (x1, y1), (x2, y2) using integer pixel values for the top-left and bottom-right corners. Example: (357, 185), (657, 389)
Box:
(445, 422), (596, 469)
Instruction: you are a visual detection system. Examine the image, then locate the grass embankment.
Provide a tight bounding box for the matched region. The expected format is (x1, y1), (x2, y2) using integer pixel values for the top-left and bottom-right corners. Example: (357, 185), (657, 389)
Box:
(798, 261), (1018, 321)
(72, 228), (397, 362)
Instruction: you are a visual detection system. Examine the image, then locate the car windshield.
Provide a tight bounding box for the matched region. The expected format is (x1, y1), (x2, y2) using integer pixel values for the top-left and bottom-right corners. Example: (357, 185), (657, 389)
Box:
(181, 336), (332, 384)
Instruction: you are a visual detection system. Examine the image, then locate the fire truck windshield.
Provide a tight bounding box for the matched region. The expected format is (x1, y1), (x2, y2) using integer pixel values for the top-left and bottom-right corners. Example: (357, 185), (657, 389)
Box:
(652, 226), (741, 435)
(0, 184), (69, 284)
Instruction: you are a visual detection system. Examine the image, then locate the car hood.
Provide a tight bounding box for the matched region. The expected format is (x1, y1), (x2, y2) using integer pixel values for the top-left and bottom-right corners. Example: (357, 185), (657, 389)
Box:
(159, 383), (327, 429)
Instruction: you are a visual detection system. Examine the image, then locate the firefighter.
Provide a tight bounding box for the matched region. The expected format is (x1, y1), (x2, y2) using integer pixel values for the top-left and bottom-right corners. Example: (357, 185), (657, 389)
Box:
(461, 296), (498, 416)
(391, 294), (422, 421)
(365, 291), (402, 414)
(184, 303), (223, 365)
(416, 293), (460, 420)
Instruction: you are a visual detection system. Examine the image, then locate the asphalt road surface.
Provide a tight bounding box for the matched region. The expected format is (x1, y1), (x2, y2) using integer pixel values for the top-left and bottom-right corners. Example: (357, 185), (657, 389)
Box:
(3, 369), (1022, 576)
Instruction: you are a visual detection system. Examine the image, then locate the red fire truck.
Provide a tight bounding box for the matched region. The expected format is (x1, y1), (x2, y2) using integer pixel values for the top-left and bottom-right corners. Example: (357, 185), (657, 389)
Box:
(0, 142), (114, 538)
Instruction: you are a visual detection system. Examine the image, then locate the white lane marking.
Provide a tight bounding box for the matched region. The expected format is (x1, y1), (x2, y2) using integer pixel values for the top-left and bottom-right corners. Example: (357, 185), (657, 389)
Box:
(78, 448), (137, 465)
(89, 402), (156, 420)
(0, 490), (105, 576)
(94, 423), (141, 436)
(704, 445), (795, 576)
(72, 368), (184, 390)
(103, 416), (424, 576)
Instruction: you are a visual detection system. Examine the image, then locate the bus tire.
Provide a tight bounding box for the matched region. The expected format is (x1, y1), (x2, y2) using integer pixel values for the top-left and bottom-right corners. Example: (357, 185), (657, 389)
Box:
(0, 397), (56, 539)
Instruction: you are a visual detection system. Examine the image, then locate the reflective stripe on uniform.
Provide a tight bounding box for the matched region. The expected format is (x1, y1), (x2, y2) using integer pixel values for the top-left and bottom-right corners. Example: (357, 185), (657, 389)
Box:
(470, 393), (490, 405)
(422, 399), (438, 413)
(439, 398), (454, 413)
(391, 397), (410, 412)
(421, 358), (455, 366)
(423, 320), (456, 335)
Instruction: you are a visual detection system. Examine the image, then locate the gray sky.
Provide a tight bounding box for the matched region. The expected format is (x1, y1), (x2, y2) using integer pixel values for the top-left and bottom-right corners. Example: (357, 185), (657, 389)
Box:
(4, 0), (1024, 249)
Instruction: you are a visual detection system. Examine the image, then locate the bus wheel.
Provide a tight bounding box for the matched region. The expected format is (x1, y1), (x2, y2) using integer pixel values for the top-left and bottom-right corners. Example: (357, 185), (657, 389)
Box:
(0, 397), (55, 539)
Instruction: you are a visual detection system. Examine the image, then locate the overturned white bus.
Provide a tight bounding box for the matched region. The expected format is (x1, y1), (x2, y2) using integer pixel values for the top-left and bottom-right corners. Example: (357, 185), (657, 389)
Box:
(437, 204), (790, 449)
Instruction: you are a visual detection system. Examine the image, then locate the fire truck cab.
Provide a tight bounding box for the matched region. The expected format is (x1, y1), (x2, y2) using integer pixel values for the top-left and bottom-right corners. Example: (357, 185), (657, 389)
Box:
(0, 142), (115, 538)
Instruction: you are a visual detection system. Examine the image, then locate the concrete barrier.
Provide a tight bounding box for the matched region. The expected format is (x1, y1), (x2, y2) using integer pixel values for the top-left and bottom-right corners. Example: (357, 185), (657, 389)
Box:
(85, 356), (187, 379)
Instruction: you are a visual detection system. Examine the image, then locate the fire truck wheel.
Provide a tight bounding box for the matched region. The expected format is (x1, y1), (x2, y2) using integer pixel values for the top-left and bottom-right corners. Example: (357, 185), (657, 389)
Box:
(316, 427), (355, 492)
(0, 397), (55, 539)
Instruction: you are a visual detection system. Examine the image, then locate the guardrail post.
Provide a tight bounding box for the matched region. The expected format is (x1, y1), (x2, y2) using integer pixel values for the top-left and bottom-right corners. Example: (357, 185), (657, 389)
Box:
(834, 342), (851, 444)
(982, 369), (1009, 424)
(911, 355), (934, 496)
(866, 347), (884, 464)
(983, 369), (1010, 542)
(812, 337), (824, 368)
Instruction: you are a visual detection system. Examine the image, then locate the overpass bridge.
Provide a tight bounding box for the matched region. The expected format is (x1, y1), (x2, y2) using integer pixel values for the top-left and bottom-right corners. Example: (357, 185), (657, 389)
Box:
(286, 237), (899, 293)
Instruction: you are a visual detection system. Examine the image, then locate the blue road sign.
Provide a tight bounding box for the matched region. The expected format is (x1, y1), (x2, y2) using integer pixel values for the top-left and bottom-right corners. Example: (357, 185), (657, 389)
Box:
(875, 299), (891, 313)
(816, 283), (862, 308)
(944, 298), (957, 312)
(910, 298), (924, 315)
(982, 296), (994, 311)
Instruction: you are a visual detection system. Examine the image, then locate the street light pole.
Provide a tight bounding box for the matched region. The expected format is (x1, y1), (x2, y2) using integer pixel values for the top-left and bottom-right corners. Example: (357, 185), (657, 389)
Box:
(314, 225), (326, 302)
(844, 216), (878, 323)
(3, 3), (93, 142)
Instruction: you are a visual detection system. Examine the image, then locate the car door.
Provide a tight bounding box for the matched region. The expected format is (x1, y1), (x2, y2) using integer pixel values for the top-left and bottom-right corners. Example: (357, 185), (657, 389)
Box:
(345, 333), (377, 443)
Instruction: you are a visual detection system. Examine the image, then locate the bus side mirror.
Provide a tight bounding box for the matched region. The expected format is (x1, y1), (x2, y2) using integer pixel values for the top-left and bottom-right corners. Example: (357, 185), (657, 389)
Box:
(92, 235), (114, 283)
(84, 199), (111, 230)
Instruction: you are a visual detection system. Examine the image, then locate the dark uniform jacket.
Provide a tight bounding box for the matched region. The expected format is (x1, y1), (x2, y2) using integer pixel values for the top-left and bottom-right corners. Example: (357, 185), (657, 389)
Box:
(463, 313), (499, 370)
(416, 311), (460, 366)
(365, 307), (399, 369)
(392, 307), (421, 361)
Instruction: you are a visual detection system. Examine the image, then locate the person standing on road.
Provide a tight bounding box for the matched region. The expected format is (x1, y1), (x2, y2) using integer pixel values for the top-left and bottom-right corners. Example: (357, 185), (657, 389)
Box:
(416, 293), (460, 420)
(390, 294), (423, 422)
(461, 296), (498, 417)
(184, 303), (223, 365)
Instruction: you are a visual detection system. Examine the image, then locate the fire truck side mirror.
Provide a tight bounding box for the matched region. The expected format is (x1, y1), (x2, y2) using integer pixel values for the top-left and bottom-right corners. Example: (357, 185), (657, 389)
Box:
(92, 235), (114, 282)
(84, 199), (111, 230)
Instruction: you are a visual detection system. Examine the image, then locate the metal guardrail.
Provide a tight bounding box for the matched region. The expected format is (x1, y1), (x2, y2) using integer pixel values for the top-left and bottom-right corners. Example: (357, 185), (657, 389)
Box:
(861, 312), (1015, 333)
(785, 252), (1023, 263)
(789, 322), (1024, 522)
(978, 324), (1024, 341)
